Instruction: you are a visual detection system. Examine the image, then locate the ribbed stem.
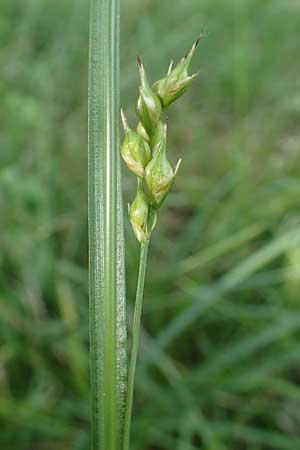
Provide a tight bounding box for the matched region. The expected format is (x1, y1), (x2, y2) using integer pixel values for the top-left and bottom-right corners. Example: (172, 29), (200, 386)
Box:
(122, 241), (149, 450)
(88, 0), (126, 449)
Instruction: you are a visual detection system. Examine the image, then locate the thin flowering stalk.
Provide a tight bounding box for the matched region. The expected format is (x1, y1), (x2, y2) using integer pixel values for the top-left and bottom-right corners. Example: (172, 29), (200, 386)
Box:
(122, 240), (149, 450)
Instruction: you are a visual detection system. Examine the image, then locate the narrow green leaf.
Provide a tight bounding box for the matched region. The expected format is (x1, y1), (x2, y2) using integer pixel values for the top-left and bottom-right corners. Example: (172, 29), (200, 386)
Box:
(179, 223), (264, 273)
(88, 1), (126, 449)
(158, 227), (300, 348)
(193, 314), (300, 383)
(223, 348), (300, 392)
(210, 421), (300, 450)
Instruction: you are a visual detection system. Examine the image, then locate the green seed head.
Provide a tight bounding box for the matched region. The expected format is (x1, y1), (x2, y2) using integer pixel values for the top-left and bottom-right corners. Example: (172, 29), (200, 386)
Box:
(137, 57), (162, 137)
(129, 181), (151, 242)
(121, 109), (151, 178)
(150, 120), (164, 154)
(144, 121), (181, 208)
(137, 121), (149, 142)
(152, 36), (201, 107)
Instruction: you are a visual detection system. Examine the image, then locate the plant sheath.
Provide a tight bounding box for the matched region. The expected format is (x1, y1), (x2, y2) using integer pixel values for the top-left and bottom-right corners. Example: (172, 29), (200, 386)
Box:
(122, 241), (149, 450)
(88, 0), (126, 450)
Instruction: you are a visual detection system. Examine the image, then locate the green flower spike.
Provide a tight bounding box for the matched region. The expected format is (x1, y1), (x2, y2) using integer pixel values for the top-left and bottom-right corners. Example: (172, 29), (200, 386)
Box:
(137, 121), (149, 142)
(137, 119), (164, 154)
(144, 120), (181, 208)
(121, 109), (151, 178)
(129, 180), (157, 242)
(150, 120), (164, 155)
(152, 34), (202, 107)
(137, 56), (162, 137)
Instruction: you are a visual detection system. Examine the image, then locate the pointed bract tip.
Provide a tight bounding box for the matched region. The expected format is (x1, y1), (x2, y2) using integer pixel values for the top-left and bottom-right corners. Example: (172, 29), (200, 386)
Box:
(167, 60), (174, 75)
(184, 34), (203, 60)
(174, 158), (182, 176)
(137, 55), (143, 68)
(120, 108), (129, 131)
(164, 117), (168, 135)
(137, 55), (147, 83)
(189, 72), (200, 81)
(195, 32), (204, 47)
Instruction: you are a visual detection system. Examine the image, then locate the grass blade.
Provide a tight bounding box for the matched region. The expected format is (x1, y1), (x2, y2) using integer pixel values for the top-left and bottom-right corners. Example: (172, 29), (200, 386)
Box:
(210, 421), (300, 450)
(179, 223), (264, 273)
(158, 226), (300, 348)
(88, 0), (126, 449)
(194, 314), (300, 383)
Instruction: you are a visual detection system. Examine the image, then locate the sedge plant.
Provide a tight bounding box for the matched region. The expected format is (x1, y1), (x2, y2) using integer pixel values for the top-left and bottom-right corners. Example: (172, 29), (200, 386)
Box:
(88, 1), (201, 448)
(121, 40), (202, 449)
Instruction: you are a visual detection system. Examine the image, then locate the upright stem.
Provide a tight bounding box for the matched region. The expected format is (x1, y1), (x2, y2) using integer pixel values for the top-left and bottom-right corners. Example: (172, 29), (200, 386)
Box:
(123, 241), (149, 450)
(88, 1), (126, 450)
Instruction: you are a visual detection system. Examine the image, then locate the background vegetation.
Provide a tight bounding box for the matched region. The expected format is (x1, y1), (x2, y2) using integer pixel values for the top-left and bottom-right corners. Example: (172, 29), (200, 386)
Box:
(1, 0), (300, 449)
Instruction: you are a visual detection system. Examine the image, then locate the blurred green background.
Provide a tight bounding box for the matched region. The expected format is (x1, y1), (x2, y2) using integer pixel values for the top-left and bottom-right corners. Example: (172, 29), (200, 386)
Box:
(1, 0), (300, 449)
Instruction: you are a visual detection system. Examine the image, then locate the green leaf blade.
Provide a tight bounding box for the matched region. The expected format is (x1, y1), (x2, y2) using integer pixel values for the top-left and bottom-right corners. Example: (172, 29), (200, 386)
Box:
(88, 0), (126, 449)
